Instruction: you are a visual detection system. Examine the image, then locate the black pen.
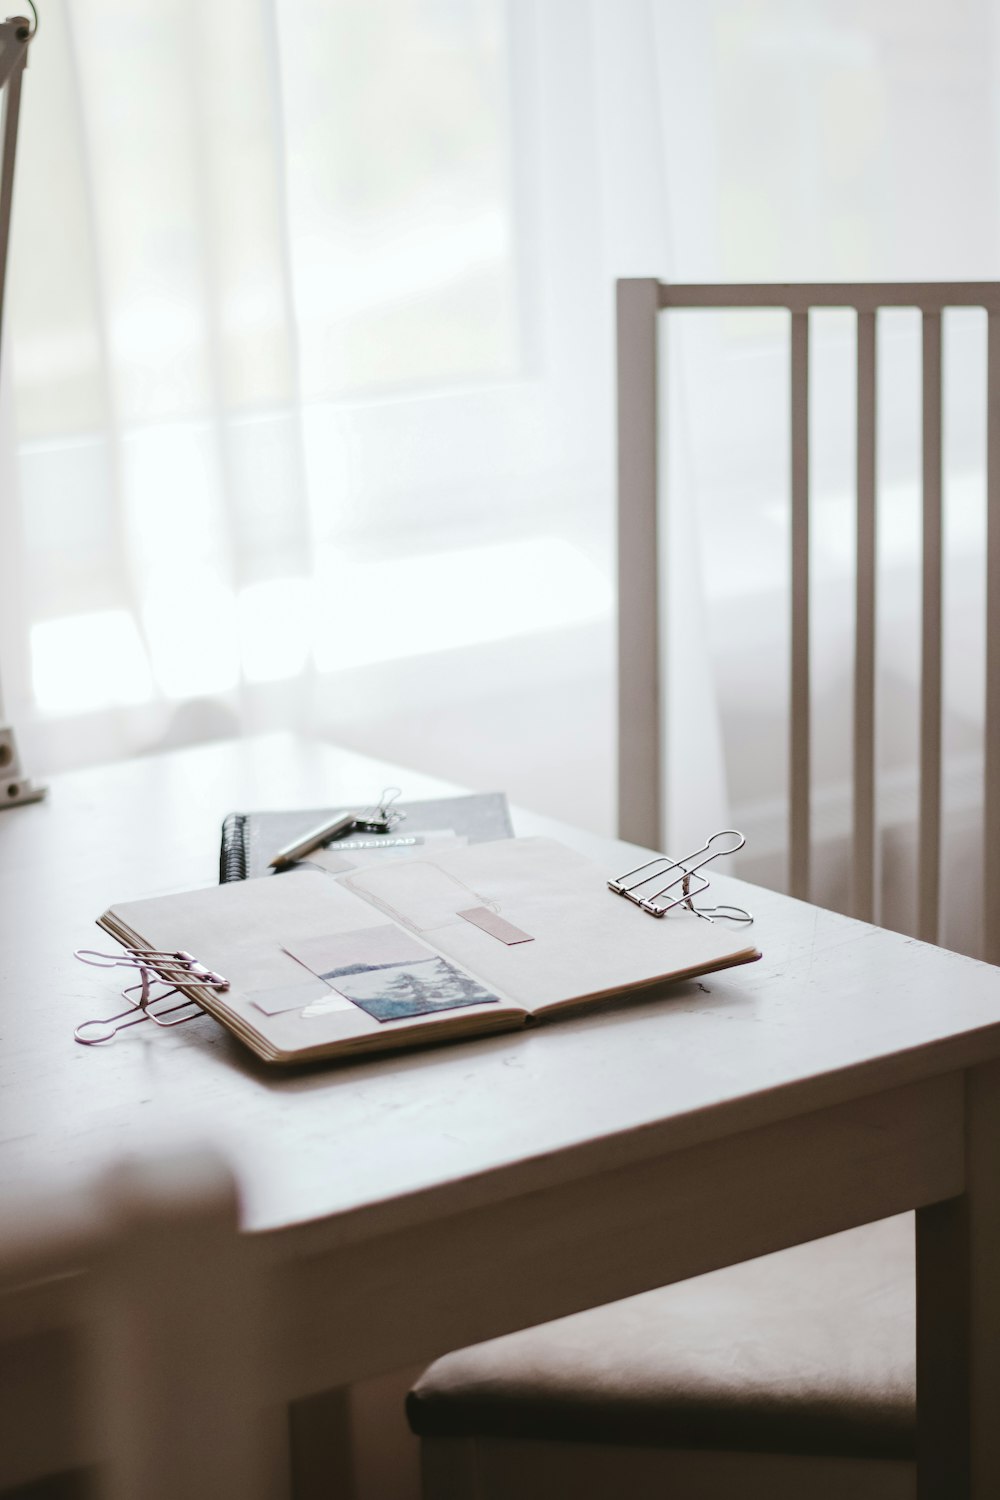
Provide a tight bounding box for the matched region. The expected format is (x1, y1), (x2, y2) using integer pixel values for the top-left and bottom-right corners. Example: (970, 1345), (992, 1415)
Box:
(269, 812), (357, 870)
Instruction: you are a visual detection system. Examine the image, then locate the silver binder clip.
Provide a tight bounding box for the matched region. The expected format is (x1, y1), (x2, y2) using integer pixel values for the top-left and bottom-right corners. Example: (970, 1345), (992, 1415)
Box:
(609, 830), (753, 923)
(73, 947), (229, 1045)
(355, 786), (406, 834)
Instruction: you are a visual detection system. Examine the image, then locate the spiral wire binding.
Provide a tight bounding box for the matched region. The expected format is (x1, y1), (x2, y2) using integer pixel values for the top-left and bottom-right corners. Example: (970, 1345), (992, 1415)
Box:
(219, 811), (249, 883)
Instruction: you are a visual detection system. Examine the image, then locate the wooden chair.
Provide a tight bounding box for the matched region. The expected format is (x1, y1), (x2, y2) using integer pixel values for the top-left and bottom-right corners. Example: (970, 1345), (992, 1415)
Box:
(616, 278), (1000, 950)
(0, 1149), (269, 1500)
(406, 279), (1000, 1500)
(408, 1218), (914, 1500)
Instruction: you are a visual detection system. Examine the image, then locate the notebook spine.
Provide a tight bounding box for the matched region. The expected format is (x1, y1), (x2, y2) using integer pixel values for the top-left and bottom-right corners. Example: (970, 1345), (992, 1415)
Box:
(219, 812), (249, 884)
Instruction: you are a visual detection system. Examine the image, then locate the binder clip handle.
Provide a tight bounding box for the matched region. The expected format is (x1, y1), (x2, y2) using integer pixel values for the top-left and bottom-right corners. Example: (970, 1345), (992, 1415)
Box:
(609, 829), (752, 924)
(702, 830), (746, 858)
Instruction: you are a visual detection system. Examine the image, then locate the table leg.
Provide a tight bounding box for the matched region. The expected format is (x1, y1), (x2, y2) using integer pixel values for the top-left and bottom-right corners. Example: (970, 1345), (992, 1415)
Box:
(916, 1059), (1000, 1498)
(289, 1389), (355, 1499)
(257, 1402), (295, 1500)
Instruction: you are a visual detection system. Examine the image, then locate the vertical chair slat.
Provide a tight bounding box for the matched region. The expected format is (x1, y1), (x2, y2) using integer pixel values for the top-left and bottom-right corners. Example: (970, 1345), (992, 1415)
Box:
(919, 312), (944, 945)
(985, 314), (1000, 963)
(790, 311), (811, 899)
(616, 279), (663, 848)
(854, 310), (878, 922)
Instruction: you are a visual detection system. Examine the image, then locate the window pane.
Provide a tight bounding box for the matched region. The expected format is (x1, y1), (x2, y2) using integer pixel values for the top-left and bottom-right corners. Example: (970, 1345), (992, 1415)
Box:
(279, 0), (520, 397)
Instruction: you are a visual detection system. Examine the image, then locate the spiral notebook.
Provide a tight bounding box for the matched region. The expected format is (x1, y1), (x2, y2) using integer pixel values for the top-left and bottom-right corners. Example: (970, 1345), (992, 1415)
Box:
(98, 837), (761, 1066)
(219, 792), (514, 883)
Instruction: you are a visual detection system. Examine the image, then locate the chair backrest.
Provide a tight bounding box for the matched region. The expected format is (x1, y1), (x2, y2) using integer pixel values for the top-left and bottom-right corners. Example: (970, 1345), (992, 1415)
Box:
(0, 1150), (268, 1500)
(617, 277), (1000, 958)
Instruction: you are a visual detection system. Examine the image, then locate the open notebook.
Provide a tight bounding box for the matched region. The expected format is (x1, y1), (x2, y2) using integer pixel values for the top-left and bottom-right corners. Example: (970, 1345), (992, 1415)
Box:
(98, 838), (761, 1066)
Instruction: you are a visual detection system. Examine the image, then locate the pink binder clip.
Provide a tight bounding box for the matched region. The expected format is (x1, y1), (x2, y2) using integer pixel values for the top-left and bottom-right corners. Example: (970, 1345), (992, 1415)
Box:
(73, 946), (229, 1045)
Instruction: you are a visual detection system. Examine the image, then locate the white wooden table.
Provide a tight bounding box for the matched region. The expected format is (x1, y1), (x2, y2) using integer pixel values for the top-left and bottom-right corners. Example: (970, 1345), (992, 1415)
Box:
(2, 733), (999, 1498)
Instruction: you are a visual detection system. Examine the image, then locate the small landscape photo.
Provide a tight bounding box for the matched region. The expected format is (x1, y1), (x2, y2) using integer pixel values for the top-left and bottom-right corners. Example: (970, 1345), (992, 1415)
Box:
(329, 955), (501, 1024)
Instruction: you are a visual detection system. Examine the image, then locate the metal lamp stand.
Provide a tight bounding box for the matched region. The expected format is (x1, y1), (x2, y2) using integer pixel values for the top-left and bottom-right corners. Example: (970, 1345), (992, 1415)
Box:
(0, 11), (43, 807)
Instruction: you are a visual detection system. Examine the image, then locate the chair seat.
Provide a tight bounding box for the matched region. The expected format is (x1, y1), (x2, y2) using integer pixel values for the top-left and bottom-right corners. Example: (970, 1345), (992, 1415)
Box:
(408, 1215), (914, 1462)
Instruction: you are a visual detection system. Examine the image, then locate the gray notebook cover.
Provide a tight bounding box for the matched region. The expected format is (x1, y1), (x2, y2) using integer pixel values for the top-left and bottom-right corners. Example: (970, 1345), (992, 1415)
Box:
(220, 792), (514, 883)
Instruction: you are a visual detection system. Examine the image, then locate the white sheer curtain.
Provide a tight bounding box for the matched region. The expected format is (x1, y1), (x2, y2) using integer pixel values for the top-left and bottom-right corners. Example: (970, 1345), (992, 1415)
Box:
(638, 1), (1000, 950)
(4, 1), (1000, 911)
(4, 0), (631, 832)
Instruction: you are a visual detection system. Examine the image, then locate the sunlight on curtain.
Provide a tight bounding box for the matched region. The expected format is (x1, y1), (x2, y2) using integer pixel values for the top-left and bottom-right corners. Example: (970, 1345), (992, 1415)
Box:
(4, 0), (623, 831)
(279, 0), (520, 396)
(4, 0), (1000, 882)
